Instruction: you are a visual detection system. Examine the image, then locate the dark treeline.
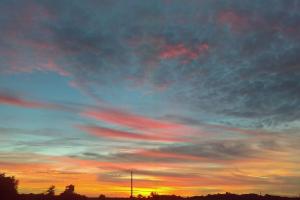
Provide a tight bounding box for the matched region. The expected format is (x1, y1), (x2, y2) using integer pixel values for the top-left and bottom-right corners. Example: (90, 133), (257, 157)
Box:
(1, 173), (300, 200)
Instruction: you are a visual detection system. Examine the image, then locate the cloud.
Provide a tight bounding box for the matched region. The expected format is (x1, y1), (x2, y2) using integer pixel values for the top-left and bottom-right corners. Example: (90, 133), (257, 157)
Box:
(159, 141), (258, 161)
(103, 136), (293, 164)
(0, 91), (54, 109)
(77, 125), (187, 143)
(1, 0), (299, 128)
(217, 10), (253, 32)
(132, 149), (201, 161)
(159, 43), (209, 62)
(82, 107), (186, 133)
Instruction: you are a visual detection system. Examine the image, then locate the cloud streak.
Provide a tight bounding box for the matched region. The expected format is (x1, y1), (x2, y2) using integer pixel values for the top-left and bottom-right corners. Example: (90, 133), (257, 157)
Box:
(82, 108), (184, 131)
(77, 125), (187, 143)
(0, 92), (54, 109)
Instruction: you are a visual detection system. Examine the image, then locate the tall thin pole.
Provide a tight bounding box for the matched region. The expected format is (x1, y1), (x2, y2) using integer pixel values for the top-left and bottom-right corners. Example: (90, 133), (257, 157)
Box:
(130, 171), (133, 198)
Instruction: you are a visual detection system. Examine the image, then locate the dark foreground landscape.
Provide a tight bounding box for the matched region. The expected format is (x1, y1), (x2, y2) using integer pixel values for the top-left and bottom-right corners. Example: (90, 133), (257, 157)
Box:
(1, 173), (299, 200)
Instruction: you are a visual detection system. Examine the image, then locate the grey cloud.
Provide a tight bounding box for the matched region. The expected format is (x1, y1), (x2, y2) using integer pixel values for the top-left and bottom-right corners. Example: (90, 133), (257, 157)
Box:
(1, 0), (300, 127)
(159, 140), (258, 161)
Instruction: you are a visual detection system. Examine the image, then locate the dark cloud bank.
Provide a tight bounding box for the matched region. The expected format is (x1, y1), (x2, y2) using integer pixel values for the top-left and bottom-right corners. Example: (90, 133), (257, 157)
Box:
(0, 0), (300, 127)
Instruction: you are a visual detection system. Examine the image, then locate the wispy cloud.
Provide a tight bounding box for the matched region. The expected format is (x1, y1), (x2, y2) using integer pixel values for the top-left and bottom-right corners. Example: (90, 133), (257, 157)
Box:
(0, 91), (54, 109)
(159, 43), (209, 63)
(82, 108), (184, 131)
(77, 125), (187, 143)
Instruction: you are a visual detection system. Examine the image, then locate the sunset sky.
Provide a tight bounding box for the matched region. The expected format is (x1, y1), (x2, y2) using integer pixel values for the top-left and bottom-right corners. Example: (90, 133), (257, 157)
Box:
(0, 0), (300, 197)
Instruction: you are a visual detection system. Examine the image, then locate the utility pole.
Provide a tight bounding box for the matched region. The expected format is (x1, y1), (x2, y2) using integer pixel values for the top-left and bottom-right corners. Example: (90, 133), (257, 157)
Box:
(130, 170), (133, 199)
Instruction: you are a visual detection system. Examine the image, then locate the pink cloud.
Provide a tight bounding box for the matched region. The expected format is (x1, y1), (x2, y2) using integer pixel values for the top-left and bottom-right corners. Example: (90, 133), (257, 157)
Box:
(1, 38), (70, 76)
(217, 9), (299, 38)
(82, 107), (185, 132)
(159, 43), (209, 62)
(39, 60), (70, 76)
(160, 44), (191, 59)
(1, 3), (69, 77)
(217, 10), (270, 32)
(77, 125), (187, 143)
(218, 10), (250, 32)
(0, 92), (54, 109)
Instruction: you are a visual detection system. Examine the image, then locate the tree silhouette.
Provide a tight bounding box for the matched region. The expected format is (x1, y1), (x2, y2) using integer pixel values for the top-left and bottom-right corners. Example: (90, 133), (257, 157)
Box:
(0, 173), (18, 199)
(150, 192), (159, 200)
(150, 192), (159, 197)
(62, 184), (75, 195)
(59, 184), (88, 200)
(1, 172), (298, 200)
(46, 185), (55, 196)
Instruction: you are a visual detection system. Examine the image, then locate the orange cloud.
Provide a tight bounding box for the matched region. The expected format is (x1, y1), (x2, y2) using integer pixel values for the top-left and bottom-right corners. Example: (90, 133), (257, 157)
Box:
(1, 151), (298, 197)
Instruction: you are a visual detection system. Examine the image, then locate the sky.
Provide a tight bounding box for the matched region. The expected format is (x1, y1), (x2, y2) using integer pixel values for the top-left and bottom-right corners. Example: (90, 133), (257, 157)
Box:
(0, 0), (300, 197)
